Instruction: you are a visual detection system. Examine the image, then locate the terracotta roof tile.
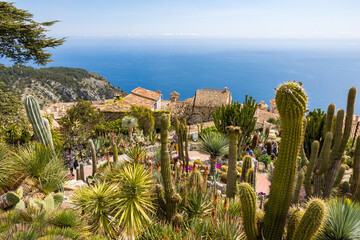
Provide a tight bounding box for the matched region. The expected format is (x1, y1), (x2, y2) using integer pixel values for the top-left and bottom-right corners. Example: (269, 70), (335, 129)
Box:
(131, 87), (161, 100)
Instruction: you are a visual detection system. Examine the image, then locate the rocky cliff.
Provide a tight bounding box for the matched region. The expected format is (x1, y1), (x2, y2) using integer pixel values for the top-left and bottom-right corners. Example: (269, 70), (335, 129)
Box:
(0, 65), (126, 107)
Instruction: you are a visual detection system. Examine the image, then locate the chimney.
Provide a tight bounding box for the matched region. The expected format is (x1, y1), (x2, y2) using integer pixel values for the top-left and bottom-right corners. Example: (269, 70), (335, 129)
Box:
(156, 90), (161, 94)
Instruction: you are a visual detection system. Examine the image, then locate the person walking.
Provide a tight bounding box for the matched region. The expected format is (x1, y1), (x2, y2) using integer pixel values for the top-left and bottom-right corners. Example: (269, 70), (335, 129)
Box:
(63, 147), (76, 176)
(170, 133), (178, 152)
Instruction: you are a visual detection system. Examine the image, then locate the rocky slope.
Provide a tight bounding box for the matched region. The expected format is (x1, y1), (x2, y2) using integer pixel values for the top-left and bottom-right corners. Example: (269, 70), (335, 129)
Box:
(0, 65), (126, 107)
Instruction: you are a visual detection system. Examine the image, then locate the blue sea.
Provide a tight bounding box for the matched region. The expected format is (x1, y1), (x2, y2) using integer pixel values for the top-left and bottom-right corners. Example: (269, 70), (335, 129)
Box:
(8, 38), (360, 113)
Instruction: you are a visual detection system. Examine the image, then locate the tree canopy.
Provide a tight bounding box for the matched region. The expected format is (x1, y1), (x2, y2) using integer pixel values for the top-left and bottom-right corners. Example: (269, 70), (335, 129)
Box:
(0, 2), (65, 65)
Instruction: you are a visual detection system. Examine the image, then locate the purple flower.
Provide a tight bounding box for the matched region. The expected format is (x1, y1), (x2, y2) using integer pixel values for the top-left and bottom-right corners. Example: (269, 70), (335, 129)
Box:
(216, 164), (222, 169)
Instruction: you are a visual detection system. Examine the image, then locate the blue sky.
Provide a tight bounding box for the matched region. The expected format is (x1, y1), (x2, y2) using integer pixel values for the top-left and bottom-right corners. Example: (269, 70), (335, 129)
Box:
(10, 0), (360, 39)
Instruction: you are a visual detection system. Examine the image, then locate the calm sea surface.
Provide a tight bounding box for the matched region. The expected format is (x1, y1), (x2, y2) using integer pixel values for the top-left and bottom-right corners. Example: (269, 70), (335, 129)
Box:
(13, 38), (360, 113)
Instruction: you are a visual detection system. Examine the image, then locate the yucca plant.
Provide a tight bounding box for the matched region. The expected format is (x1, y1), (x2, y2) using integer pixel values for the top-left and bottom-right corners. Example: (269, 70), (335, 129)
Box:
(148, 131), (158, 145)
(199, 132), (229, 176)
(111, 163), (155, 239)
(316, 198), (360, 240)
(72, 181), (119, 238)
(122, 116), (138, 139)
(125, 143), (148, 164)
(14, 143), (67, 194)
(51, 209), (82, 229)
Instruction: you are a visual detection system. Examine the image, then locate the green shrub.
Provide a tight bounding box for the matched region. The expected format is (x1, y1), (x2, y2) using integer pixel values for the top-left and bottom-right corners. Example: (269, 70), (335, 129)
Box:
(259, 154), (272, 167)
(130, 105), (155, 135)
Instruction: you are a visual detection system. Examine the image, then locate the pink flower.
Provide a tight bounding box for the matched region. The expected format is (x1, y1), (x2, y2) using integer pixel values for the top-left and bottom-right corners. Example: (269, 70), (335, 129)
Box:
(177, 227), (180, 230)
(216, 164), (222, 169)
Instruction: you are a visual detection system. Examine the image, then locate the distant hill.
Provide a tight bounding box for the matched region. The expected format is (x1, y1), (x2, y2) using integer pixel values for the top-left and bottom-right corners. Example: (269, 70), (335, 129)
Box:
(0, 65), (126, 107)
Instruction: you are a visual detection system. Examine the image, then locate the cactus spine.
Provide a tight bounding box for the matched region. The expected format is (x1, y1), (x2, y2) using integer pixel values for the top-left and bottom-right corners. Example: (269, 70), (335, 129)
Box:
(292, 198), (326, 240)
(286, 208), (304, 240)
(226, 126), (240, 199)
(242, 155), (252, 182)
(24, 95), (54, 149)
(160, 115), (181, 220)
(175, 119), (184, 170)
(88, 139), (97, 176)
(263, 82), (307, 240)
(238, 183), (258, 240)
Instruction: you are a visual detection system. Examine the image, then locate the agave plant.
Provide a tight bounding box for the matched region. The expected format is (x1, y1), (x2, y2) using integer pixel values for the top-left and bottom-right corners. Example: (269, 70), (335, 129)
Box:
(125, 143), (148, 164)
(199, 132), (229, 176)
(184, 190), (213, 220)
(122, 116), (137, 139)
(316, 198), (360, 240)
(0, 143), (16, 194)
(13, 143), (67, 194)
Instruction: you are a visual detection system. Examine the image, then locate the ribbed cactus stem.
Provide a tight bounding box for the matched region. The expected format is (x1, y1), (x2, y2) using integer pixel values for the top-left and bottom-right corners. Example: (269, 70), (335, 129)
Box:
(182, 119), (189, 171)
(269, 162), (274, 182)
(88, 139), (97, 176)
(315, 132), (333, 175)
(251, 133), (259, 150)
(238, 183), (258, 240)
(323, 87), (356, 198)
(242, 155), (252, 182)
(43, 118), (54, 150)
(293, 171), (304, 204)
(304, 140), (319, 198)
(253, 159), (258, 190)
(266, 141), (272, 155)
(79, 163), (85, 182)
(333, 165), (346, 187)
(292, 198), (326, 240)
(24, 95), (53, 149)
(351, 136), (360, 197)
(286, 208), (304, 240)
(175, 119), (184, 170)
(226, 126), (240, 199)
(263, 82), (307, 240)
(76, 168), (80, 180)
(160, 115), (179, 220)
(112, 143), (119, 164)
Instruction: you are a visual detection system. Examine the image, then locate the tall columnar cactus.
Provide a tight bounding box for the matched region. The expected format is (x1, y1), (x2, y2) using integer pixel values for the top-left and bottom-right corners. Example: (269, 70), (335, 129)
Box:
(263, 82), (307, 240)
(242, 155), (252, 182)
(182, 119), (189, 171)
(88, 139), (97, 176)
(322, 87), (356, 198)
(269, 162), (274, 182)
(246, 168), (255, 187)
(112, 143), (119, 164)
(350, 136), (360, 196)
(293, 171), (304, 204)
(303, 87), (357, 199)
(266, 141), (272, 155)
(333, 165), (346, 188)
(24, 95), (54, 149)
(175, 119), (184, 169)
(304, 140), (319, 197)
(253, 159), (258, 190)
(226, 126), (240, 199)
(160, 115), (181, 220)
(79, 163), (85, 182)
(292, 198), (326, 240)
(238, 183), (258, 240)
(251, 133), (259, 150)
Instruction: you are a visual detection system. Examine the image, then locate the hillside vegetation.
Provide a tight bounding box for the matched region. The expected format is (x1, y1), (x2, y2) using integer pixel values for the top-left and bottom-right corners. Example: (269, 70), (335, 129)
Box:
(0, 64), (126, 107)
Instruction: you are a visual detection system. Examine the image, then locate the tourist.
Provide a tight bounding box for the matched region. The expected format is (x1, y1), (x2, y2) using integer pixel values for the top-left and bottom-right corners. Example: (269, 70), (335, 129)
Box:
(170, 132), (178, 152)
(258, 140), (264, 151)
(273, 142), (279, 157)
(244, 142), (251, 152)
(63, 147), (76, 176)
